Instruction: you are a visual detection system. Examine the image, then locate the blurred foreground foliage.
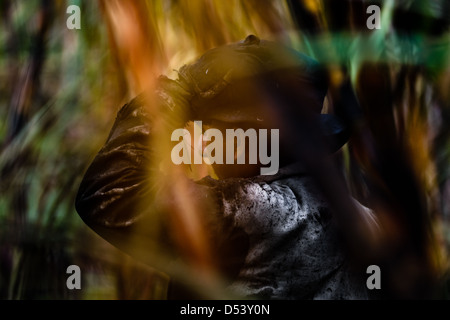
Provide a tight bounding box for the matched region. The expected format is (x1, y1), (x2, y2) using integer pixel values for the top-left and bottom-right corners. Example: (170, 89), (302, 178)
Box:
(0, 0), (449, 299)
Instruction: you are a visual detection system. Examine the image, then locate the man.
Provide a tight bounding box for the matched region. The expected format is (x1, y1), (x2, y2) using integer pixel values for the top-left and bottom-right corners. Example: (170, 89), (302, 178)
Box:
(75, 35), (378, 299)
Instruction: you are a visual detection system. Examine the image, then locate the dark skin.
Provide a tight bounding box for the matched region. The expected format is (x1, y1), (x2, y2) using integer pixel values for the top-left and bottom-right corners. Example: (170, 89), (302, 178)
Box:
(201, 119), (294, 179)
(185, 82), (298, 180)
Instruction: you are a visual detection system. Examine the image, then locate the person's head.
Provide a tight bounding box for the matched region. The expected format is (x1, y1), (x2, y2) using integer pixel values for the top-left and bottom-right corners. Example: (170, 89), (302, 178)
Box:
(179, 35), (341, 179)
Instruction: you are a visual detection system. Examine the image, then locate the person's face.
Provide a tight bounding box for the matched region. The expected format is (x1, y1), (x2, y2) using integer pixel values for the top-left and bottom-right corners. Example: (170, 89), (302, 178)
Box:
(188, 81), (291, 179)
(202, 119), (267, 179)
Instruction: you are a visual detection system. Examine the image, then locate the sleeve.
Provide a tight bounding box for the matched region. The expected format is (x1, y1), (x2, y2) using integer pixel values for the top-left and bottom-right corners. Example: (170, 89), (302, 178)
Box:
(75, 93), (175, 263)
(75, 86), (249, 280)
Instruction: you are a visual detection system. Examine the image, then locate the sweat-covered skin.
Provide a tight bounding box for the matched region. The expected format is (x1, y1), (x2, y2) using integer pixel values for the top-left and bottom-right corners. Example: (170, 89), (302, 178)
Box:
(75, 35), (378, 299)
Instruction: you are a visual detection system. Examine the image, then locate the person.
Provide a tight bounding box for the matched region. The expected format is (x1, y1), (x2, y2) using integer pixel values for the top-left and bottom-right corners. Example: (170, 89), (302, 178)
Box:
(75, 35), (379, 299)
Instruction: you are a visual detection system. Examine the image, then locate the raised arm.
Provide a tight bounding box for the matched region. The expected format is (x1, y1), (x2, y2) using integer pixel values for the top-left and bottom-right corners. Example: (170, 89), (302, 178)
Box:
(74, 78), (248, 290)
(75, 78), (197, 262)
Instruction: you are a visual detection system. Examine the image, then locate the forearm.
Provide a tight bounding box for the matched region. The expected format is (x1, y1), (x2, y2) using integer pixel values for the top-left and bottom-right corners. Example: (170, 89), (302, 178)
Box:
(74, 78), (194, 261)
(74, 78), (227, 269)
(75, 93), (155, 229)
